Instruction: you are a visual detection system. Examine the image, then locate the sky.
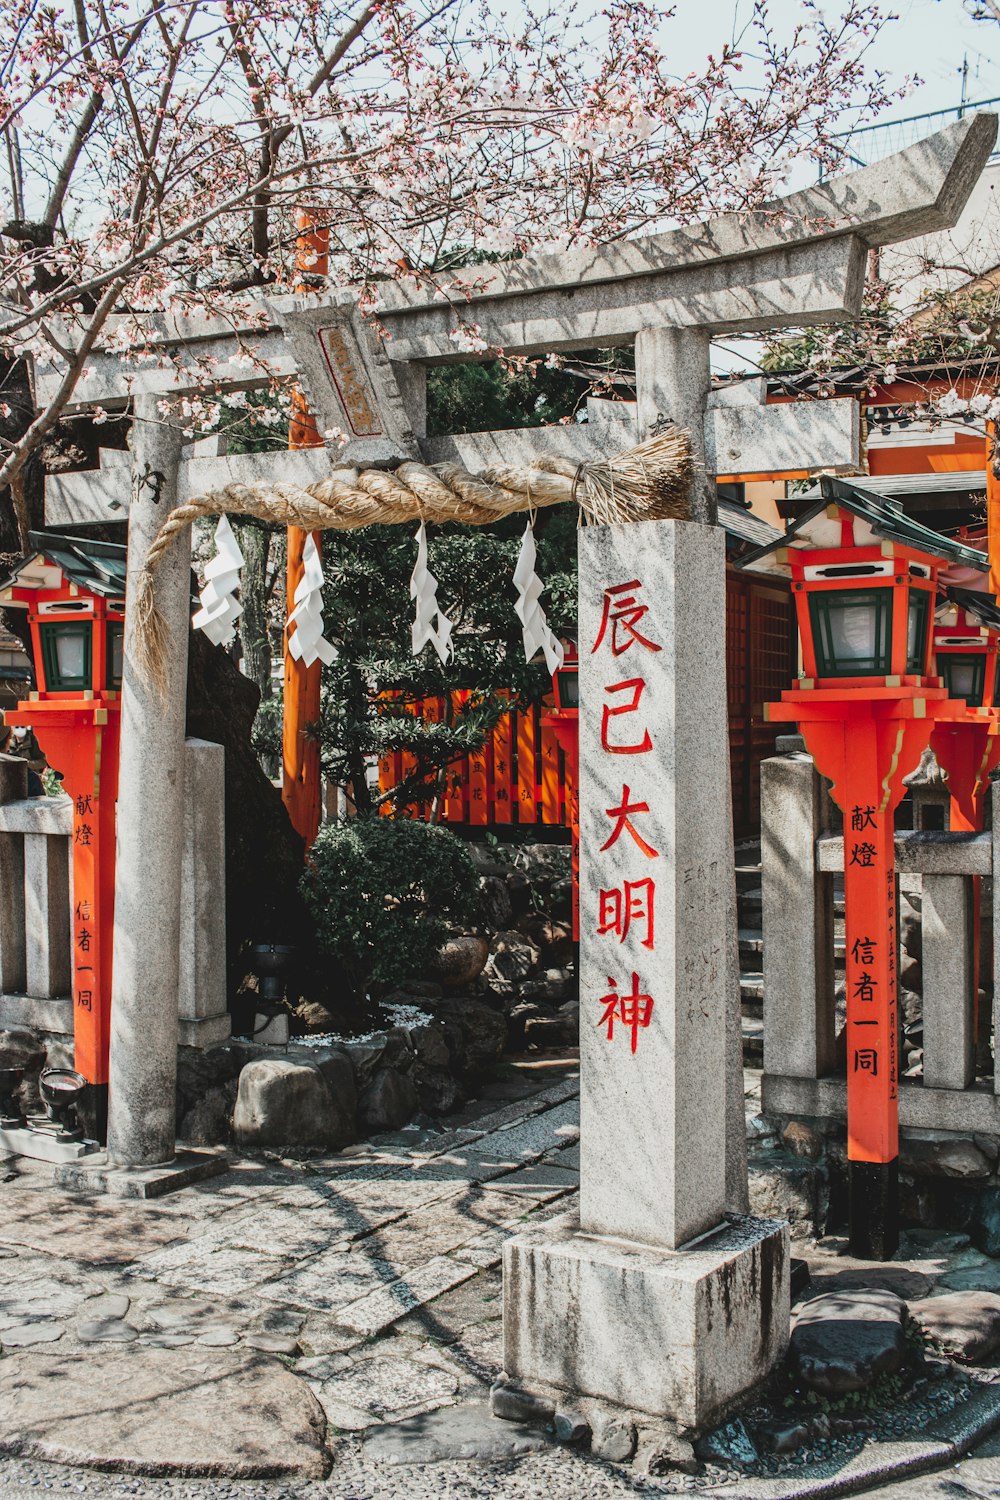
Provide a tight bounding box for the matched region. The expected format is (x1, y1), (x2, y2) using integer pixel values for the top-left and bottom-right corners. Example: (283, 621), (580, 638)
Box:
(667, 0), (1000, 145)
(668, 0), (1000, 372)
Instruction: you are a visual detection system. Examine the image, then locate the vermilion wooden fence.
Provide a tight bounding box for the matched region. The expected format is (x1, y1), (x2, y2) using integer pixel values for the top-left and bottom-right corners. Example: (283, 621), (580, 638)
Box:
(377, 692), (571, 827)
(378, 573), (795, 834)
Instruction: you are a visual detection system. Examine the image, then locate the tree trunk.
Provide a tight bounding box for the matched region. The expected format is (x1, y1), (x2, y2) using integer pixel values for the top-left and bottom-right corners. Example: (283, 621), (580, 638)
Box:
(232, 518), (273, 699)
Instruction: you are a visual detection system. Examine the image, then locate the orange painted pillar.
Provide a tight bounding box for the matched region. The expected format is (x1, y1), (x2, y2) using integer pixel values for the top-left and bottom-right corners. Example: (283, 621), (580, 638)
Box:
(282, 212), (329, 850)
(790, 704), (938, 1259)
(989, 421), (1000, 600)
(7, 704), (120, 1099)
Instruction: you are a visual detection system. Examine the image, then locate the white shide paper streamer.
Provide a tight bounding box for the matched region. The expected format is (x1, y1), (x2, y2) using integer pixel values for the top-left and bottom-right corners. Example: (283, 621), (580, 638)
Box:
(410, 521), (453, 664)
(192, 514), (245, 647)
(288, 534), (339, 668)
(513, 522), (565, 676)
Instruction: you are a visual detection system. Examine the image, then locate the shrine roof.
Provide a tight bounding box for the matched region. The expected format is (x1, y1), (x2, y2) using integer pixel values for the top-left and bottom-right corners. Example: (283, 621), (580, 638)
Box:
(945, 586), (1000, 631)
(0, 532), (128, 601)
(736, 476), (989, 576)
(717, 499), (783, 552)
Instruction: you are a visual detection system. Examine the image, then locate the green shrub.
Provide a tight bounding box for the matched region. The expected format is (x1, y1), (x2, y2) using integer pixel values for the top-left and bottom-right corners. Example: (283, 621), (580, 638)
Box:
(301, 818), (483, 994)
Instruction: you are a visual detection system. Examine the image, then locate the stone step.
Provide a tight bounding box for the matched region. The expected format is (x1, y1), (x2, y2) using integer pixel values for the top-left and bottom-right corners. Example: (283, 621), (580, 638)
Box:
(739, 930), (763, 970)
(740, 973), (764, 1007)
(742, 1014), (763, 1065)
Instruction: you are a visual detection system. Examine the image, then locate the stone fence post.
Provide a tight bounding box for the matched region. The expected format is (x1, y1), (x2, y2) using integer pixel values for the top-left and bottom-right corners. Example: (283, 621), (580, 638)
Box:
(0, 753), (28, 996)
(761, 752), (836, 1080)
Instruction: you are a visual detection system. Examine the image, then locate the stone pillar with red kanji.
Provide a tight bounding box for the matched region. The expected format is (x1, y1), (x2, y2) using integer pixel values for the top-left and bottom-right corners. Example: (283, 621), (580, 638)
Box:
(501, 519), (789, 1434)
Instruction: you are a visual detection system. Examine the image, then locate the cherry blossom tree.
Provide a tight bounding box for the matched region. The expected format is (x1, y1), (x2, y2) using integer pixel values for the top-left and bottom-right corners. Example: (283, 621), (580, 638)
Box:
(0, 0), (904, 543)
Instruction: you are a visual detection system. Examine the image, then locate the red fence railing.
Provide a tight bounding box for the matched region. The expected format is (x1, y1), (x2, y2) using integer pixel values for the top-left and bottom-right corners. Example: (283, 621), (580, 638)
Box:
(377, 692), (571, 827)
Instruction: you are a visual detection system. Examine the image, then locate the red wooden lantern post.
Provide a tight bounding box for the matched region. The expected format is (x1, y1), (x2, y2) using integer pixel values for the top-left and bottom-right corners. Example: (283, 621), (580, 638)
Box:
(929, 591), (1000, 1062)
(741, 479), (982, 1259)
(1, 537), (127, 1125)
(930, 591), (1000, 832)
(542, 643), (579, 941)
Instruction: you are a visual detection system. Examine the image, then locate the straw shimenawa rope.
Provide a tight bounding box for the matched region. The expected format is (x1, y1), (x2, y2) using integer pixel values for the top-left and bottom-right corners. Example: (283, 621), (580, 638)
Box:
(133, 426), (693, 694)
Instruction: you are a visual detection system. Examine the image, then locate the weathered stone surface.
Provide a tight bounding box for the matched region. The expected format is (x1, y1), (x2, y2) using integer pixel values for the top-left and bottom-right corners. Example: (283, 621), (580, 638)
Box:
(782, 1121), (824, 1160)
(487, 931), (538, 985)
(431, 936), (490, 989)
(790, 1290), (908, 1395)
(179, 1087), (233, 1146)
(364, 1402), (550, 1464)
(480, 877), (513, 930)
(0, 1029), (45, 1072)
(0, 1349), (329, 1477)
(971, 1186), (1000, 1257)
(911, 1292), (1000, 1362)
(1, 1322), (63, 1347)
(694, 1417), (758, 1467)
(504, 1213), (788, 1431)
(901, 1132), (991, 1180)
(490, 1383), (555, 1425)
(754, 1418), (810, 1455)
(305, 1352), (457, 1426)
(591, 1417), (637, 1463)
(314, 1048), (358, 1119)
(554, 1407), (590, 1444)
(435, 997), (507, 1074)
(358, 1068), (419, 1136)
(749, 1157), (821, 1237)
(233, 1058), (355, 1151)
(77, 1318), (139, 1343)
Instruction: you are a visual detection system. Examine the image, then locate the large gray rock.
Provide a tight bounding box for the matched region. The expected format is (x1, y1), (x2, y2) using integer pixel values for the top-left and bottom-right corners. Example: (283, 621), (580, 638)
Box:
(480, 876), (513, 930)
(790, 1290), (908, 1395)
(364, 1402), (550, 1464)
(900, 1132), (991, 1179)
(971, 1185), (1000, 1257)
(358, 1067), (418, 1135)
(0, 1029), (45, 1071)
(233, 1057), (355, 1151)
(0, 1349), (328, 1477)
(911, 1292), (1000, 1362)
(313, 1047), (358, 1119)
(487, 931), (539, 985)
(178, 1086), (233, 1146)
(430, 935), (490, 989)
(435, 997), (507, 1073)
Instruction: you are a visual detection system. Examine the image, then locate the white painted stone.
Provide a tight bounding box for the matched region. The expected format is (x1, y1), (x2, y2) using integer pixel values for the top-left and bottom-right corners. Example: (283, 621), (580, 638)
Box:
(502, 1212), (789, 1432)
(577, 519), (731, 1251)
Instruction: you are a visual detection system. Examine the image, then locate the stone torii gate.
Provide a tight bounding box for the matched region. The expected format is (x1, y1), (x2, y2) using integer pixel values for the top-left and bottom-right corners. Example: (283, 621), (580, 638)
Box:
(38, 114), (997, 1416)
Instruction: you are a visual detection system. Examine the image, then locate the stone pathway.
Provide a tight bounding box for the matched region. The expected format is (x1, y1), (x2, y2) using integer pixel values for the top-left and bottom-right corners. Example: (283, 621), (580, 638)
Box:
(4, 1059), (1000, 1498)
(0, 1056), (582, 1482)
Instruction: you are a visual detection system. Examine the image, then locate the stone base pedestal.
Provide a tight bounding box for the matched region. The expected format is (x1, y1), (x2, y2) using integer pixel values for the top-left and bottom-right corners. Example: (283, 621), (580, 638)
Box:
(502, 1213), (789, 1433)
(0, 1124), (99, 1164)
(53, 1149), (227, 1199)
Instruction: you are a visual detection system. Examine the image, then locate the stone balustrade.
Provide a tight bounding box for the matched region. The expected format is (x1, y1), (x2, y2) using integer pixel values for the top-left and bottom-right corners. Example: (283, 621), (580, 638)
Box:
(0, 754), (73, 1035)
(0, 744), (229, 1051)
(761, 749), (1000, 1141)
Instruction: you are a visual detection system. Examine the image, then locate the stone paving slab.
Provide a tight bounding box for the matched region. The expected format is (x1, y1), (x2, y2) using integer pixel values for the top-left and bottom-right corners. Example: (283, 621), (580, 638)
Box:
(256, 1249), (401, 1313)
(0, 1200), (203, 1265)
(335, 1254), (480, 1335)
(127, 1244), (289, 1299)
(0, 1348), (329, 1478)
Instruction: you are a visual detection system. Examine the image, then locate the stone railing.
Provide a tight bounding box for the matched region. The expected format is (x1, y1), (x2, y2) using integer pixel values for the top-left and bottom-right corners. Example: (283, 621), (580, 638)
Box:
(761, 747), (999, 1140)
(0, 742), (230, 1050)
(0, 753), (74, 1034)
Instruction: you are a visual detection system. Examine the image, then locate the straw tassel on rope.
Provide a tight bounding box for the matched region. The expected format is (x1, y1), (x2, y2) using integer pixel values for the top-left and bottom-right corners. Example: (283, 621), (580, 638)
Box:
(132, 427), (693, 694)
